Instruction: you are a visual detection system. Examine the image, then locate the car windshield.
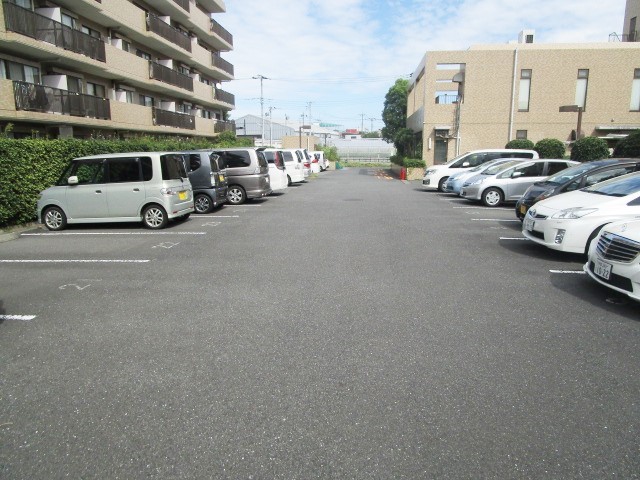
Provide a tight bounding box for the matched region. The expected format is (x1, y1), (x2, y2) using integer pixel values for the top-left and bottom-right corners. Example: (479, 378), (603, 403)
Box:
(546, 162), (601, 184)
(583, 172), (640, 197)
(482, 160), (524, 176)
(443, 152), (469, 166)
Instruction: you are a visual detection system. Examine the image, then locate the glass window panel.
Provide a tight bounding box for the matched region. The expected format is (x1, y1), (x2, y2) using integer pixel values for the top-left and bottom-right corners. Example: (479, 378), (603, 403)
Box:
(631, 77), (640, 111)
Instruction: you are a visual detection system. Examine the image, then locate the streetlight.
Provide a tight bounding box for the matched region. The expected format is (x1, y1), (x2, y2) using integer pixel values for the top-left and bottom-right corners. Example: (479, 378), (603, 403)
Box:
(559, 104), (584, 140)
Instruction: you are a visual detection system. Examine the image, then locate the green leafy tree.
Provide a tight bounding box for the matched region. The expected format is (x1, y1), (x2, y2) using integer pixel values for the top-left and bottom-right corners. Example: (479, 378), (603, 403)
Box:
(570, 136), (609, 161)
(534, 138), (566, 159)
(613, 129), (640, 157)
(505, 139), (534, 150)
(382, 78), (414, 156)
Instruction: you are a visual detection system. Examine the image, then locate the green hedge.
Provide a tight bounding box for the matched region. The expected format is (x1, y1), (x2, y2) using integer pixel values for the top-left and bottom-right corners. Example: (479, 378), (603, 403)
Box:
(390, 155), (426, 168)
(0, 135), (249, 227)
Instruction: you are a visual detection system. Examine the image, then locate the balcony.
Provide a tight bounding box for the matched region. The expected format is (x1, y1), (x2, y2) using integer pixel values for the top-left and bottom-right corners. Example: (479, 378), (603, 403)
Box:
(210, 18), (233, 47)
(147, 13), (192, 52)
(215, 119), (235, 133)
(214, 88), (235, 107)
(435, 94), (461, 104)
(3, 2), (106, 62)
(153, 107), (195, 129)
(149, 62), (194, 91)
(13, 81), (111, 119)
(212, 53), (234, 77)
(172, 0), (190, 11)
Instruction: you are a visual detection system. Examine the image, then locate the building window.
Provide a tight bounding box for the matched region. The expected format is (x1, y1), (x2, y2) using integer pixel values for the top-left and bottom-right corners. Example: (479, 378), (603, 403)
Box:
(1, 59), (40, 83)
(631, 69), (640, 111)
(86, 82), (105, 98)
(575, 69), (589, 110)
(139, 94), (154, 108)
(136, 49), (151, 61)
(518, 69), (532, 111)
(61, 13), (77, 29)
(516, 130), (528, 139)
(66, 76), (83, 93)
(81, 25), (101, 39)
(13, 0), (32, 9)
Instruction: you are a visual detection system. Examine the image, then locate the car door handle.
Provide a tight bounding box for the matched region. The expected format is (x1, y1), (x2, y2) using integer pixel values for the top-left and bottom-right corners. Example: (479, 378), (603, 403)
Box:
(133, 188), (140, 192)
(95, 190), (102, 193)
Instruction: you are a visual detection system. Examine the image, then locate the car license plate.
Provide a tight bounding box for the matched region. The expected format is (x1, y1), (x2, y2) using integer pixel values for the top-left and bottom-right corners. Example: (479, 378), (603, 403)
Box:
(594, 257), (612, 280)
(523, 217), (535, 232)
(520, 205), (527, 215)
(178, 191), (187, 200)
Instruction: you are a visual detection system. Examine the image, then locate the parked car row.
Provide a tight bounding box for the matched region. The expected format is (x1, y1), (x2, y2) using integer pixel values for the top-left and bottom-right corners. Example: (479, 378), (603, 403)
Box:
(36, 147), (326, 231)
(426, 149), (640, 301)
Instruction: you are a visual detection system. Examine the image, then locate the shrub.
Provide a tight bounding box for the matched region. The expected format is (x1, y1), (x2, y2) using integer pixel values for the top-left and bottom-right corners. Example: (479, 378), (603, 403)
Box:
(403, 158), (426, 168)
(570, 136), (609, 161)
(505, 139), (534, 150)
(613, 129), (640, 158)
(534, 138), (566, 159)
(390, 154), (403, 166)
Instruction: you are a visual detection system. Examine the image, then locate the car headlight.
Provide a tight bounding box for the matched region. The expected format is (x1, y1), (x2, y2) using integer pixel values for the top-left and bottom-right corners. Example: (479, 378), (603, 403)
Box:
(425, 169), (437, 175)
(470, 178), (485, 186)
(551, 207), (598, 219)
(535, 189), (555, 202)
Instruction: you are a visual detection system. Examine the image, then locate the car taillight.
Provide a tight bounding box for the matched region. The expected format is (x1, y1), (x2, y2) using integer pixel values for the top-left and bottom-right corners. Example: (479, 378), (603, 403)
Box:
(312, 158), (318, 163)
(304, 162), (310, 168)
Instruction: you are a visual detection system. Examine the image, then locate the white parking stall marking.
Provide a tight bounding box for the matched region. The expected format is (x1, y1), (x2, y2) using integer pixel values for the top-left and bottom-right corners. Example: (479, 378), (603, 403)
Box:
(0, 259), (150, 263)
(0, 314), (37, 321)
(59, 284), (92, 290)
(201, 222), (221, 227)
(499, 237), (530, 240)
(471, 218), (521, 222)
(454, 206), (513, 211)
(198, 215), (239, 218)
(549, 270), (586, 274)
(152, 242), (180, 249)
(22, 232), (206, 236)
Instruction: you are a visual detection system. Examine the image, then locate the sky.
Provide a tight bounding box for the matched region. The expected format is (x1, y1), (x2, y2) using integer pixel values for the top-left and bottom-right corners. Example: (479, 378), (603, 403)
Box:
(219, 0), (627, 131)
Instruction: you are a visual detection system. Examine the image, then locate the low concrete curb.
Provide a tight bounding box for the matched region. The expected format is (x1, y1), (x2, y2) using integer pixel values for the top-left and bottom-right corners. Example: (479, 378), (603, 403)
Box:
(0, 222), (43, 243)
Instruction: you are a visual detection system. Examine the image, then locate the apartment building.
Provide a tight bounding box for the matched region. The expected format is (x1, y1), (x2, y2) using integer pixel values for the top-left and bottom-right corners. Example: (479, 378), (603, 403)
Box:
(407, 3), (640, 166)
(0, 0), (235, 139)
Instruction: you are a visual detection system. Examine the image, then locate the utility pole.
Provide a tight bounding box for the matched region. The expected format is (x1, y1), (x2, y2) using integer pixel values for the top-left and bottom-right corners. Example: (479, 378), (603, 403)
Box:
(368, 117), (378, 132)
(360, 113), (366, 133)
(268, 105), (277, 147)
(252, 74), (268, 146)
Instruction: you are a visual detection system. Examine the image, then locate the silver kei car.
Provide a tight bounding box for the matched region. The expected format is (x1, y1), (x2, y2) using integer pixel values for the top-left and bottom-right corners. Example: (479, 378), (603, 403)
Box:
(459, 159), (578, 207)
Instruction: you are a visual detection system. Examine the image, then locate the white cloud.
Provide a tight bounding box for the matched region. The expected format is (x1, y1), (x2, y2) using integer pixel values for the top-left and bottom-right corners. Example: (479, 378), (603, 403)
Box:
(219, 0), (626, 129)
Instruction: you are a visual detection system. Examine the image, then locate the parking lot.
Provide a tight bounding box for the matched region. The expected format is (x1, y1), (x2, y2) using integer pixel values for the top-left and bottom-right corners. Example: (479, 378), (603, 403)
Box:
(1, 168), (638, 478)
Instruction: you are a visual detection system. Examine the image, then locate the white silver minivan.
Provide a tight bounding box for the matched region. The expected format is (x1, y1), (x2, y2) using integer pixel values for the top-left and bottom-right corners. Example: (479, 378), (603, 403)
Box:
(37, 152), (194, 230)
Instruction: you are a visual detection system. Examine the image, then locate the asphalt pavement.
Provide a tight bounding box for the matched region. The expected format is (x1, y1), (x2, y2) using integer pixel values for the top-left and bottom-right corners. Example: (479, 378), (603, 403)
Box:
(0, 167), (638, 479)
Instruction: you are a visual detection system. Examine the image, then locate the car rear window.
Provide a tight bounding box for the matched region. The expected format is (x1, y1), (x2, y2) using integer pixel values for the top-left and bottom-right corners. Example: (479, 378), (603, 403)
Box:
(208, 153), (221, 172)
(283, 151), (295, 162)
(221, 151), (251, 168)
(161, 154), (187, 180)
(257, 151), (268, 168)
(263, 151), (277, 164)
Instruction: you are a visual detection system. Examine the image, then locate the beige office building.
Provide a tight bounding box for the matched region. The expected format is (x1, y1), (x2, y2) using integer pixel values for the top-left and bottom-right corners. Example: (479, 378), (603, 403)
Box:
(0, 0), (235, 139)
(407, 2), (640, 166)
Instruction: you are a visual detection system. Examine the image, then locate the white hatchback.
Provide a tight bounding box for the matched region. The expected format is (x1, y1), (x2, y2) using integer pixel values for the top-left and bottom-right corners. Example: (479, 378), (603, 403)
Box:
(522, 172), (640, 255)
(281, 149), (305, 184)
(262, 149), (288, 193)
(584, 219), (640, 301)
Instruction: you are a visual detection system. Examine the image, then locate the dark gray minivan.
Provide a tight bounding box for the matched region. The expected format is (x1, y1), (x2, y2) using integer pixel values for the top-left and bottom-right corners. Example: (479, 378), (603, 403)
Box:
(212, 148), (271, 205)
(184, 151), (228, 213)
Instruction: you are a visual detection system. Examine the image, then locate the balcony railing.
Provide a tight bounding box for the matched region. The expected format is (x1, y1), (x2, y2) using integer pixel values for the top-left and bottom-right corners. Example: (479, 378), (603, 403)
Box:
(149, 62), (194, 91)
(153, 107), (195, 129)
(435, 94), (461, 104)
(147, 14), (192, 52)
(210, 18), (233, 46)
(212, 54), (234, 76)
(215, 119), (235, 133)
(3, 2), (106, 62)
(13, 81), (111, 119)
(172, 0), (190, 12)
(214, 88), (235, 106)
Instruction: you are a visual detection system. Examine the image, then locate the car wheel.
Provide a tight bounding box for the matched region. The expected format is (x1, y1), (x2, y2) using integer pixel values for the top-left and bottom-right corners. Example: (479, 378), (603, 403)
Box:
(227, 185), (246, 205)
(438, 177), (449, 192)
(482, 188), (503, 207)
(194, 193), (212, 214)
(43, 206), (67, 231)
(142, 205), (168, 229)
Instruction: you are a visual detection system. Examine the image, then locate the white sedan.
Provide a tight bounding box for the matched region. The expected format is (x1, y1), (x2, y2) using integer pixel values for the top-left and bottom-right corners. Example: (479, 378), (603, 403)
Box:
(522, 172), (640, 255)
(584, 219), (640, 301)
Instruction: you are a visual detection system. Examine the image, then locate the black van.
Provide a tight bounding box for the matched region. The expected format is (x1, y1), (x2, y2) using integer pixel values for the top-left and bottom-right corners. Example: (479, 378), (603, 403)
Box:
(184, 151), (228, 214)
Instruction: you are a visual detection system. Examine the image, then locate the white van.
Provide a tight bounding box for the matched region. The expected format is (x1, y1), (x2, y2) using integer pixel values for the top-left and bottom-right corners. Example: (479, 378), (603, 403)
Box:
(262, 148), (288, 193)
(422, 149), (539, 192)
(281, 149), (305, 184)
(37, 152), (193, 230)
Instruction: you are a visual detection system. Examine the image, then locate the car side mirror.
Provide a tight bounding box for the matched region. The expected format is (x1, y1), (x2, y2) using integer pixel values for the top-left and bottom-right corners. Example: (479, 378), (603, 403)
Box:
(68, 176), (78, 185)
(462, 162), (470, 167)
(511, 171), (524, 178)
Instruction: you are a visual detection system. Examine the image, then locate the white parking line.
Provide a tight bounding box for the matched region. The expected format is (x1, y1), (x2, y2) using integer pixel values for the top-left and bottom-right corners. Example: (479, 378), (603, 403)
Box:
(471, 219), (521, 222)
(0, 314), (36, 321)
(549, 270), (586, 274)
(199, 215), (239, 218)
(22, 232), (206, 236)
(454, 206), (512, 211)
(499, 237), (530, 240)
(0, 259), (150, 263)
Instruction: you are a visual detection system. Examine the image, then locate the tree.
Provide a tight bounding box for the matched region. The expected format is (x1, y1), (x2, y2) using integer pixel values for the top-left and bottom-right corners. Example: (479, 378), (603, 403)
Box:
(382, 78), (414, 156)
(570, 136), (609, 161)
(534, 138), (566, 159)
(613, 129), (640, 157)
